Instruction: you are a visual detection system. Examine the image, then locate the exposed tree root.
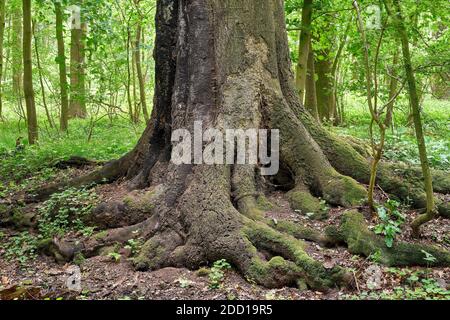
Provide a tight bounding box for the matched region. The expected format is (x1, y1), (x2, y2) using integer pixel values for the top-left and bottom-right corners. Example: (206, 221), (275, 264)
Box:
(325, 210), (450, 267)
(300, 114), (450, 219)
(242, 219), (352, 290)
(87, 184), (166, 229)
(51, 156), (103, 170)
(27, 156), (130, 202)
(287, 184), (328, 220)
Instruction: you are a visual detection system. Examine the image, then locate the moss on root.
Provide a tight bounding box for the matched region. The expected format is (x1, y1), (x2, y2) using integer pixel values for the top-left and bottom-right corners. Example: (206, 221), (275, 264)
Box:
(246, 255), (304, 288)
(133, 238), (167, 271)
(438, 201), (449, 219)
(322, 175), (367, 207)
(123, 185), (164, 213)
(287, 188), (326, 220)
(432, 169), (450, 194)
(256, 195), (275, 211)
(325, 210), (450, 267)
(243, 220), (351, 290)
(269, 219), (333, 247)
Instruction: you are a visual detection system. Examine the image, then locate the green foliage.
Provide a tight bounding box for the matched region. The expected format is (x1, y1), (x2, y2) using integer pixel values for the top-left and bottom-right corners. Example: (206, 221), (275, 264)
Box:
(1, 232), (38, 266)
(208, 259), (231, 289)
(333, 98), (450, 170)
(347, 268), (449, 300)
(176, 277), (194, 289)
(108, 252), (121, 263)
(374, 199), (405, 248)
(38, 187), (98, 238)
(421, 250), (437, 265)
(0, 118), (145, 186)
(124, 238), (143, 256)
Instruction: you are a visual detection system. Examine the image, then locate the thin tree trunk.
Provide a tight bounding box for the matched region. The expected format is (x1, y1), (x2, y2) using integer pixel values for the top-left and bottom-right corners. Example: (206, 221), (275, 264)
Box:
(131, 37), (139, 122)
(33, 21), (53, 129)
(330, 19), (351, 125)
(0, 0), (5, 119)
(22, 0), (38, 144)
(385, 51), (399, 128)
(55, 1), (69, 131)
(69, 2), (87, 118)
(305, 39), (319, 121)
(12, 1), (23, 115)
(385, 0), (437, 237)
(295, 0), (313, 103)
(126, 25), (135, 123)
(134, 24), (149, 122)
(316, 53), (336, 122)
(353, 0), (385, 215)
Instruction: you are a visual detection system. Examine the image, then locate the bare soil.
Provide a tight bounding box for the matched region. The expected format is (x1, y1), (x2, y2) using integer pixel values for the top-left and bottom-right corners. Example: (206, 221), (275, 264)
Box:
(0, 174), (448, 300)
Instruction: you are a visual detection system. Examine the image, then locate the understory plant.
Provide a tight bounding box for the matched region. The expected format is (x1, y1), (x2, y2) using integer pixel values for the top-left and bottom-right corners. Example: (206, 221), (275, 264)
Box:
(209, 259), (232, 289)
(38, 187), (98, 238)
(374, 199), (405, 247)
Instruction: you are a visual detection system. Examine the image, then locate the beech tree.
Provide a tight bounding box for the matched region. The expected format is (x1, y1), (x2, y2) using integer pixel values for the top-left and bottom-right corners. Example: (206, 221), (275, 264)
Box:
(29, 0), (450, 290)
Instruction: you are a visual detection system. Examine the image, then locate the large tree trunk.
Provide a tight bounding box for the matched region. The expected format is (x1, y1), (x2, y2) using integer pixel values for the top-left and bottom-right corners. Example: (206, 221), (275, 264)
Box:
(30, 0), (450, 290)
(22, 0), (37, 144)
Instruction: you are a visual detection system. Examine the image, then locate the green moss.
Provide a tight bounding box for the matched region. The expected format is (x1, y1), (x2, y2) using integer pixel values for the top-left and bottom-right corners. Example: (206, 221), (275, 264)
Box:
(99, 244), (120, 256)
(339, 210), (450, 267)
(432, 169), (450, 194)
(256, 195), (275, 211)
(270, 219), (329, 245)
(246, 255), (303, 288)
(243, 220), (349, 290)
(94, 230), (108, 240)
(124, 188), (161, 213)
(287, 189), (327, 220)
(197, 267), (210, 277)
(0, 204), (7, 215)
(10, 208), (34, 227)
(133, 239), (166, 271)
(73, 252), (86, 266)
(322, 175), (367, 207)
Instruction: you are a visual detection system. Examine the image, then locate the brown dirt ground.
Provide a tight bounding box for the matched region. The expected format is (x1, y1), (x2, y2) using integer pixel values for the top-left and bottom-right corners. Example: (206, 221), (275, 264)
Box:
(0, 171), (449, 300)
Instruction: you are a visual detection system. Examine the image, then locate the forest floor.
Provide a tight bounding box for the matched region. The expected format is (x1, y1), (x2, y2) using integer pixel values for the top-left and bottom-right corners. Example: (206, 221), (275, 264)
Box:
(0, 98), (449, 300)
(0, 173), (449, 300)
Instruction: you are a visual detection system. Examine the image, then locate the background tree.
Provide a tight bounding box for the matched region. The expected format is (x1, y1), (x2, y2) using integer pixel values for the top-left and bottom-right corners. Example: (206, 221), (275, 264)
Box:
(11, 0), (24, 119)
(22, 0), (37, 144)
(55, 0), (69, 131)
(295, 0), (313, 103)
(132, 0), (149, 122)
(68, 0), (86, 118)
(0, 0), (6, 119)
(384, 0), (437, 237)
